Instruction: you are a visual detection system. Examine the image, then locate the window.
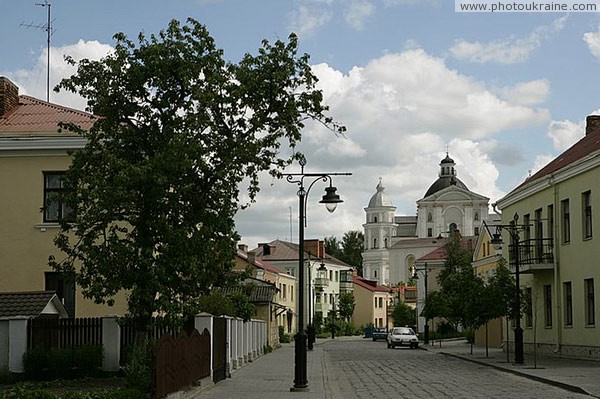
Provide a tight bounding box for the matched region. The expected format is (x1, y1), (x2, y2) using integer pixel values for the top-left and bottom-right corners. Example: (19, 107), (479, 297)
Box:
(45, 272), (75, 317)
(561, 199), (570, 244)
(335, 271), (339, 282)
(291, 286), (294, 302)
(523, 214), (531, 258)
(373, 216), (378, 223)
(564, 282), (573, 327)
(535, 208), (543, 258)
(474, 211), (480, 221)
(544, 284), (552, 327)
(286, 267), (295, 277)
(384, 238), (388, 248)
(43, 172), (73, 222)
(525, 287), (533, 328)
(474, 227), (479, 236)
(373, 269), (378, 279)
(427, 212), (433, 222)
(283, 284), (287, 300)
(585, 278), (595, 326)
(378, 297), (383, 308)
(583, 191), (593, 239)
(373, 238), (378, 249)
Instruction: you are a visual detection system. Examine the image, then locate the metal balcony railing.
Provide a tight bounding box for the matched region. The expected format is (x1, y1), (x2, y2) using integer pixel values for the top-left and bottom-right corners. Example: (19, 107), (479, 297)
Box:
(314, 277), (329, 290)
(508, 238), (554, 267)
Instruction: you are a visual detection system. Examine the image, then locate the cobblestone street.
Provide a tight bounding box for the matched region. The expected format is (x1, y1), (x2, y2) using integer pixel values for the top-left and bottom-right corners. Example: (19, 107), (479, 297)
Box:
(324, 339), (593, 399)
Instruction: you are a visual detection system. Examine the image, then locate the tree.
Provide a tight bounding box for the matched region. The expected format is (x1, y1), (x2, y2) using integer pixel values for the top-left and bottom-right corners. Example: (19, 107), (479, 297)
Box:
(392, 301), (416, 328)
(325, 230), (364, 274)
(337, 291), (356, 322)
(49, 18), (343, 335)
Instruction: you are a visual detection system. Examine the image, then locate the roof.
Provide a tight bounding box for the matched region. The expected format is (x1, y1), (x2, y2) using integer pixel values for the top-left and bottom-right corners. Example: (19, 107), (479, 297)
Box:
(418, 235), (476, 262)
(0, 95), (95, 135)
(220, 278), (278, 303)
(352, 275), (391, 293)
(252, 239), (352, 267)
(513, 123), (600, 191)
(423, 176), (468, 198)
(0, 291), (69, 318)
(367, 180), (394, 208)
(236, 249), (287, 276)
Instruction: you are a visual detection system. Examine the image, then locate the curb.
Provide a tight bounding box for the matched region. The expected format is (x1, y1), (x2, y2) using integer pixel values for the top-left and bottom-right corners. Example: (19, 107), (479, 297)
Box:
(436, 351), (595, 398)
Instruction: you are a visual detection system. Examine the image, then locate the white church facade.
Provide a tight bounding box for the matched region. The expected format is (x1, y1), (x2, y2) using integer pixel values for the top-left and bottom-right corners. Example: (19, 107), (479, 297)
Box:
(362, 154), (490, 287)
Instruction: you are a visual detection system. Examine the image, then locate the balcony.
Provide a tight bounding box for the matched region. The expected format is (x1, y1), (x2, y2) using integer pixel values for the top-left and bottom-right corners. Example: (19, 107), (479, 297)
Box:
(508, 238), (555, 273)
(314, 277), (329, 290)
(339, 280), (353, 293)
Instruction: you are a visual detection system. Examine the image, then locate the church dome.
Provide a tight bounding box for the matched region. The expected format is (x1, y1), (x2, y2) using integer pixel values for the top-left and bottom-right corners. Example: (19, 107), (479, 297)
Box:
(368, 180), (393, 207)
(423, 152), (468, 198)
(424, 176), (468, 198)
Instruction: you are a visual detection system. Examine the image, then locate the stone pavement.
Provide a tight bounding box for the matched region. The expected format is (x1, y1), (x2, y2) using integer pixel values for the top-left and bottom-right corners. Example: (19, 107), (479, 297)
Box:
(192, 337), (600, 399)
(423, 339), (600, 398)
(195, 341), (331, 399)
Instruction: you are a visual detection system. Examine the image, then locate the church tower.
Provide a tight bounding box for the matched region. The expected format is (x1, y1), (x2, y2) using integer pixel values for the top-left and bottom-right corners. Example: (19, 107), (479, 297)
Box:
(361, 179), (397, 285)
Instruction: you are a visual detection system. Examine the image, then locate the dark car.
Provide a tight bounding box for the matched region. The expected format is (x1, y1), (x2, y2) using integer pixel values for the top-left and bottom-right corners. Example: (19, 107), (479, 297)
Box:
(372, 327), (388, 341)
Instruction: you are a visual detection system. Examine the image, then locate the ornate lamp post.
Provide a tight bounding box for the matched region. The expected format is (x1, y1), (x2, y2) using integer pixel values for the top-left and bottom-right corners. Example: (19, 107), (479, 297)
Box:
(411, 263), (430, 345)
(489, 213), (526, 365)
(284, 158), (351, 392)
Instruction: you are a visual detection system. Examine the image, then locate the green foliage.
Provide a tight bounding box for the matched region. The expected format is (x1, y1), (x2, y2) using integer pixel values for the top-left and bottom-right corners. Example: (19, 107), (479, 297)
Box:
(197, 291), (256, 321)
(0, 385), (145, 399)
(392, 301), (416, 327)
(337, 292), (355, 322)
(124, 345), (153, 394)
(0, 367), (14, 385)
(325, 231), (364, 273)
(49, 17), (342, 332)
(278, 326), (292, 343)
(23, 346), (104, 381)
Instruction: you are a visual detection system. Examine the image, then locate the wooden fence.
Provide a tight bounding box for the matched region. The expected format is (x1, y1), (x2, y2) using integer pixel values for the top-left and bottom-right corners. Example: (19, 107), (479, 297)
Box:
(154, 328), (211, 399)
(27, 317), (103, 349)
(119, 317), (180, 366)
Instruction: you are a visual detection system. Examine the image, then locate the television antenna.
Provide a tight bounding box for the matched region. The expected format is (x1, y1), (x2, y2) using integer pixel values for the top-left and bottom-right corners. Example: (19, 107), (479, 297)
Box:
(21, 1), (54, 102)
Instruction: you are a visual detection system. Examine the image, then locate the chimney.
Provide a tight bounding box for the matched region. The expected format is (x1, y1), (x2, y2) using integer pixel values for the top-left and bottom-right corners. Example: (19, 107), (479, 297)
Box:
(303, 239), (320, 259)
(248, 251), (256, 265)
(0, 77), (19, 117)
(586, 115), (600, 136)
(237, 244), (248, 253)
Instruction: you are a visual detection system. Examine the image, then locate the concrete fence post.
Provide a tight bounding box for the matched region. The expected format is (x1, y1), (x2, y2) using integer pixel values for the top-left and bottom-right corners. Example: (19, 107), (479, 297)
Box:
(195, 313), (214, 380)
(102, 315), (121, 372)
(8, 317), (28, 373)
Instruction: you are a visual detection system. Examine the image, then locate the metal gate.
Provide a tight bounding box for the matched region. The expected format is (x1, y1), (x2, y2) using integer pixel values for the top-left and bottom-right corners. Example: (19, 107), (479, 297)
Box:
(212, 317), (227, 383)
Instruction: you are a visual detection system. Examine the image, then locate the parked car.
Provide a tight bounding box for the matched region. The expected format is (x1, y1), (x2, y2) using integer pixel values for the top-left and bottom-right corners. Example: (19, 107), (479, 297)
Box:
(387, 326), (419, 349)
(372, 327), (388, 341)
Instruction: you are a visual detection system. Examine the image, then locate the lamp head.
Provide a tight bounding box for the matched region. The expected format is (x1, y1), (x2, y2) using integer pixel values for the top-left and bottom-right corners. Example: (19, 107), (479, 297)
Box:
(320, 186), (343, 213)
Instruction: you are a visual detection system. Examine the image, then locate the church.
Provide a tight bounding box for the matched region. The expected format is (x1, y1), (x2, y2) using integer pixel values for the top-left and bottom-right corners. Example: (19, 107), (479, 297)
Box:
(362, 153), (490, 287)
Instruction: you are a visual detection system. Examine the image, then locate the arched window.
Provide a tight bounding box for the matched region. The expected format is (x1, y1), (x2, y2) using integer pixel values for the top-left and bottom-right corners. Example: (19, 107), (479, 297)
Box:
(373, 238), (378, 249)
(427, 212), (433, 222)
(374, 216), (378, 223)
(474, 211), (480, 221)
(384, 238), (388, 248)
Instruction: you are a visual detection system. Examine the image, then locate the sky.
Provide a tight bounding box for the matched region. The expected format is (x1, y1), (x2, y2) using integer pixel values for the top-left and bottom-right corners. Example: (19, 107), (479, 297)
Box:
(3, 0), (600, 248)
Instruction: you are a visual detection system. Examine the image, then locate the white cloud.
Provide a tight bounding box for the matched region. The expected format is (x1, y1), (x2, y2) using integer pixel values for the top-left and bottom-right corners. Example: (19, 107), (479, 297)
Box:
(5, 40), (113, 111)
(526, 153), (555, 180)
(547, 119), (584, 152)
(450, 16), (567, 64)
(583, 27), (600, 59)
(287, 3), (333, 36)
(495, 79), (550, 106)
(344, 1), (375, 30)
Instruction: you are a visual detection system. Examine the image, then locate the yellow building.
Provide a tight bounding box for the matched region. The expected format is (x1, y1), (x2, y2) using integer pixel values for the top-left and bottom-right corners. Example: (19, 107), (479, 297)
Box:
(495, 115), (600, 359)
(472, 215), (504, 348)
(352, 275), (392, 329)
(0, 77), (127, 317)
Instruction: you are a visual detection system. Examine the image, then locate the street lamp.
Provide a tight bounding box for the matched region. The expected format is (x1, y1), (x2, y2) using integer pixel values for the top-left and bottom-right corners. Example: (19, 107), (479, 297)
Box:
(488, 212), (526, 365)
(284, 157), (351, 392)
(411, 264), (430, 345)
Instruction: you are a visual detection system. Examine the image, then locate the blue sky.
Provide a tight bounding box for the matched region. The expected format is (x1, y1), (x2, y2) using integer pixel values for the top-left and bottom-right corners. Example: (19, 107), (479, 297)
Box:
(3, 0), (600, 247)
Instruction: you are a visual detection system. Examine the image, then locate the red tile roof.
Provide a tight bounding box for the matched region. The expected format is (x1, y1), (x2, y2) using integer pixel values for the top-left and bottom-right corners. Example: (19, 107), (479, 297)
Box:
(515, 124), (600, 191)
(418, 236), (476, 261)
(0, 95), (95, 135)
(353, 275), (391, 293)
(236, 249), (287, 275)
(252, 239), (352, 267)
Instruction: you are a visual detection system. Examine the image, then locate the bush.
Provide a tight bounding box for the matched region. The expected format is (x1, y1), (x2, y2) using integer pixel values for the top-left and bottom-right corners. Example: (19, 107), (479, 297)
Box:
(0, 366), (15, 385)
(22, 345), (104, 380)
(278, 326), (292, 343)
(22, 349), (50, 380)
(0, 385), (145, 399)
(124, 344), (153, 394)
(74, 345), (103, 377)
(48, 348), (73, 379)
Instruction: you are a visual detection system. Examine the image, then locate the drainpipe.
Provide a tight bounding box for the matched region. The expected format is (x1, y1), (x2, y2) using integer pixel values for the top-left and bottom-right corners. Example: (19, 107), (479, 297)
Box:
(550, 173), (562, 354)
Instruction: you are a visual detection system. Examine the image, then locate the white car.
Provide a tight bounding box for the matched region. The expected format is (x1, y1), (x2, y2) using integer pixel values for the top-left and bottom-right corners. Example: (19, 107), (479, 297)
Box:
(387, 327), (419, 349)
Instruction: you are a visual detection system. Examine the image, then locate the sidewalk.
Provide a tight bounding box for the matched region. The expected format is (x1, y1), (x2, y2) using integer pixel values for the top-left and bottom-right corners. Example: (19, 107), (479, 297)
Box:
(423, 339), (600, 398)
(196, 342), (331, 399)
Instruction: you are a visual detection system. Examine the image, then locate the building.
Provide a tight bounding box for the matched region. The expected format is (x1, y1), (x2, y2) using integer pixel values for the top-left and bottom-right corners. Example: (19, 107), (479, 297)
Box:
(494, 115), (600, 359)
(234, 245), (297, 344)
(362, 154), (490, 287)
(0, 77), (127, 317)
(251, 239), (353, 331)
(352, 275), (393, 329)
